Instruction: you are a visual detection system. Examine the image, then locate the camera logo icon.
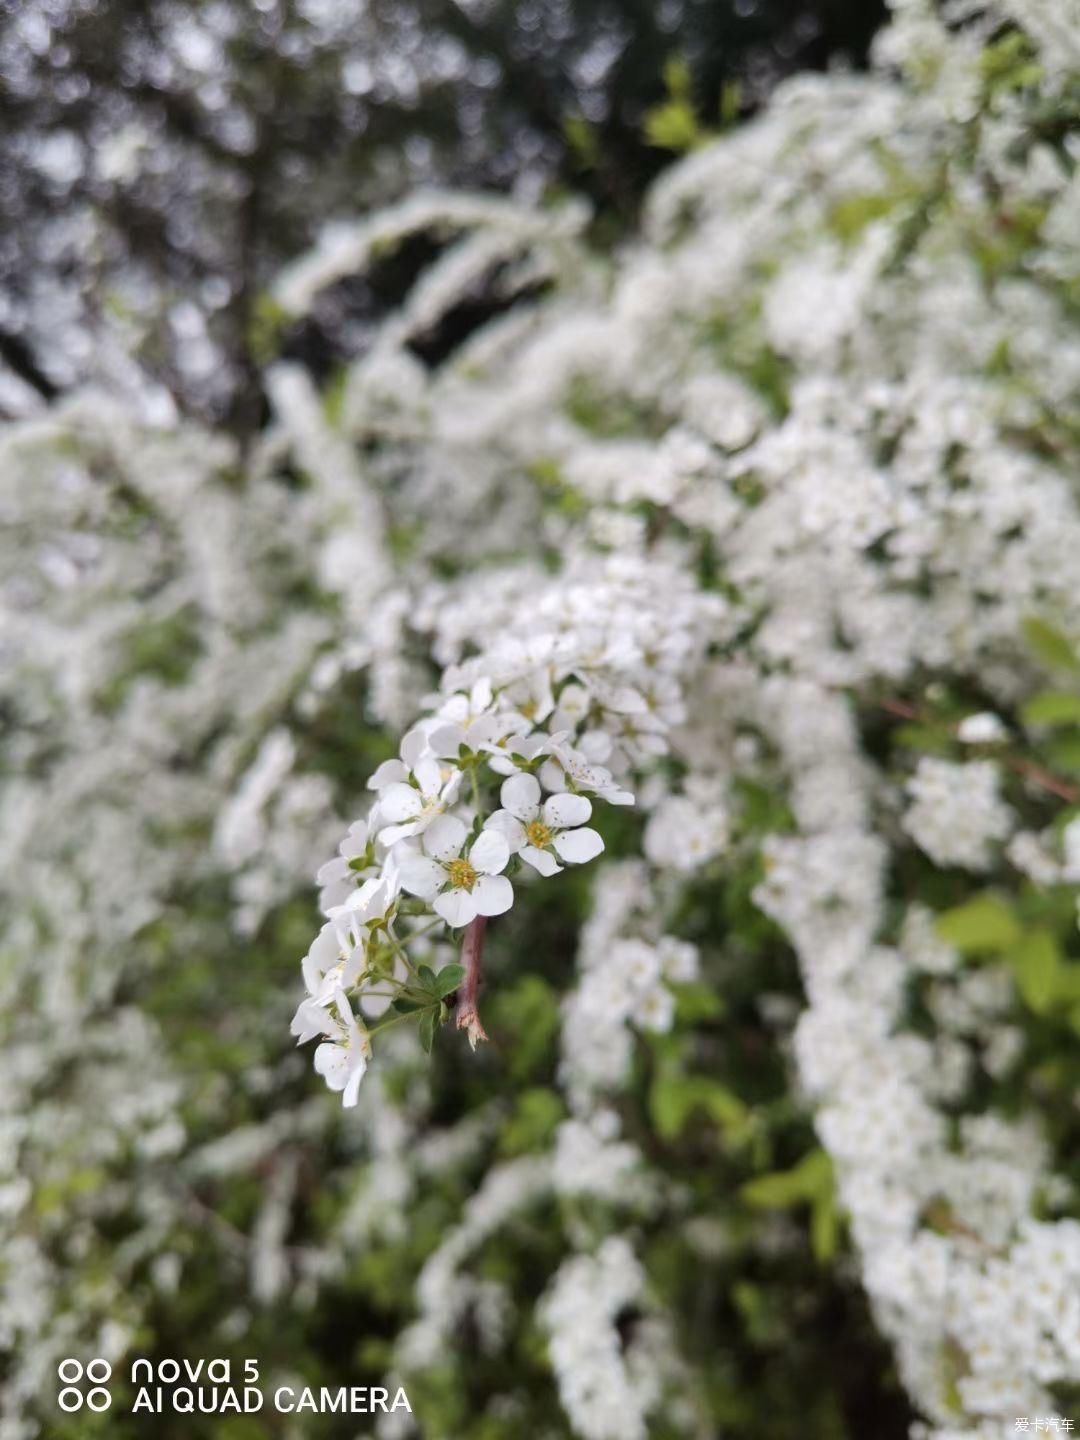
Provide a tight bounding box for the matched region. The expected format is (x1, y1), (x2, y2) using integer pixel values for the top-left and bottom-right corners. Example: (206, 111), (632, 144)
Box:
(57, 1358), (112, 1412)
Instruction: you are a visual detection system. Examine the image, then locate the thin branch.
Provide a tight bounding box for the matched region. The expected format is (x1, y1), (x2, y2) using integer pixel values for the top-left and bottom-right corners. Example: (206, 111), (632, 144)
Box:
(455, 915), (489, 1050)
(1004, 755), (1080, 805)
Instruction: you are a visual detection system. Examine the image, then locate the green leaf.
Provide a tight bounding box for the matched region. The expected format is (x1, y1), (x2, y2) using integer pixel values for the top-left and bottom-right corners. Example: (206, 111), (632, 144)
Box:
(828, 192), (896, 244)
(644, 56), (706, 153)
(563, 114), (600, 170)
(417, 964), (438, 992)
(644, 99), (701, 152)
(418, 1006), (438, 1055)
(810, 1191), (840, 1263)
(499, 1088), (566, 1157)
(434, 964), (466, 999)
(1008, 930), (1062, 1015)
(1044, 733), (1080, 776)
(893, 722), (954, 755)
(1022, 617), (1080, 673)
(731, 1280), (781, 1346)
(1020, 691), (1080, 727)
(741, 1148), (833, 1210)
(672, 981), (726, 1023)
(1051, 963), (1080, 1005)
(650, 1074), (749, 1144)
(935, 895), (1021, 953)
(391, 996), (426, 1015)
(488, 975), (561, 1081)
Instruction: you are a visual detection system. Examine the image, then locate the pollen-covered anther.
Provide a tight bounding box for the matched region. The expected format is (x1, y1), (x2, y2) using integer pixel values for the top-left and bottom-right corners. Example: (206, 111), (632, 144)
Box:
(445, 857), (478, 891)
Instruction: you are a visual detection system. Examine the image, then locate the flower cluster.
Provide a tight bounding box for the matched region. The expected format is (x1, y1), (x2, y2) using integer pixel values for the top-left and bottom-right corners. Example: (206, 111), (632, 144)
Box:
(294, 610), (691, 1099)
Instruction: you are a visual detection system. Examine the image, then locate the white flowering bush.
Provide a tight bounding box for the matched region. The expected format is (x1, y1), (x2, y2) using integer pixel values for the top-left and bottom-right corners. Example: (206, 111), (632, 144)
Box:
(4, 2), (1080, 1437)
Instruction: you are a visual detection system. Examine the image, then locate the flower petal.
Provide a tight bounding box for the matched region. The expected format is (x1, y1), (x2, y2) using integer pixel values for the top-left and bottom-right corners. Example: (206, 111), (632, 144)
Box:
(313, 1043), (348, 1090)
(424, 812), (467, 860)
(292, 998), (336, 1043)
(437, 694), (470, 726)
(441, 769), (464, 805)
(520, 844), (562, 877)
(413, 756), (444, 799)
(542, 792), (592, 829)
(484, 810), (527, 852)
(471, 676), (494, 711)
(551, 827), (604, 864)
(343, 1059), (367, 1107)
(538, 757), (567, 793)
(434, 888), (477, 928)
(398, 854), (446, 901)
(340, 944), (365, 990)
(360, 988), (392, 1019)
(470, 828), (509, 875)
(501, 771), (541, 821)
(428, 723), (465, 758)
(399, 727), (430, 768)
(472, 873), (514, 916)
(306, 921), (340, 968)
(333, 989), (357, 1033)
(316, 856), (349, 887)
(368, 758), (409, 790)
(378, 783), (423, 823)
(377, 819), (420, 846)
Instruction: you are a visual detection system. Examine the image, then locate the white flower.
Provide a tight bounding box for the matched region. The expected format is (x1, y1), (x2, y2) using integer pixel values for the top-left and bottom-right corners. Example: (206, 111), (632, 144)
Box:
(298, 918), (363, 1012)
(430, 710), (529, 762)
(372, 757), (463, 846)
(607, 708), (669, 765)
(500, 666), (555, 725)
(644, 793), (728, 871)
(658, 936), (699, 983)
(366, 725), (431, 789)
(315, 818), (373, 911)
(290, 994), (339, 1046)
(437, 676), (494, 725)
(428, 677), (526, 757)
(294, 869), (403, 1034)
(902, 758), (1013, 872)
(637, 986), (676, 1033)
(1062, 817), (1080, 882)
(957, 712), (1007, 744)
(485, 727), (568, 777)
(538, 740), (635, 806)
(485, 772), (604, 877)
(329, 870), (399, 938)
(398, 814), (514, 927)
(313, 990), (371, 1107)
(619, 939), (662, 994)
(550, 681), (591, 724)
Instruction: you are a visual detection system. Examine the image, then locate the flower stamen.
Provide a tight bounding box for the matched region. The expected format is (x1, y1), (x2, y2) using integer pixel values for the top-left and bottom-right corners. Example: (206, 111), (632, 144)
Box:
(446, 857), (478, 891)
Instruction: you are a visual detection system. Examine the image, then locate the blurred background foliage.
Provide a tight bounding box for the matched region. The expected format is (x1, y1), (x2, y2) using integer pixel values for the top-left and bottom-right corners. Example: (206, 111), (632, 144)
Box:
(0, 0), (885, 433)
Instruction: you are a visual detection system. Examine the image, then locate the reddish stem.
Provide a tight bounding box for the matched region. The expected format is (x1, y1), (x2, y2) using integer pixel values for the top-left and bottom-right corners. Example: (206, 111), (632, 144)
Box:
(1004, 755), (1080, 805)
(455, 915), (489, 1049)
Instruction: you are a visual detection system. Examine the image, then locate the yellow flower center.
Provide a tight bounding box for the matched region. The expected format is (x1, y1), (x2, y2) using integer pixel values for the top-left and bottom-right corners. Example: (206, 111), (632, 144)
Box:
(446, 857), (478, 891)
(525, 819), (554, 849)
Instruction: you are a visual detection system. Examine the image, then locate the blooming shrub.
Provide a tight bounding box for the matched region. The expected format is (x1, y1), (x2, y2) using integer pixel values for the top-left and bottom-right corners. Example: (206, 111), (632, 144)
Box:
(3, 2), (1080, 1437)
